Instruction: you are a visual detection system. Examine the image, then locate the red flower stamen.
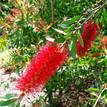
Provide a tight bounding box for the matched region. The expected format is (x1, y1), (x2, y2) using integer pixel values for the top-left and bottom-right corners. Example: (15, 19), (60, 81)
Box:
(76, 20), (99, 57)
(16, 41), (68, 94)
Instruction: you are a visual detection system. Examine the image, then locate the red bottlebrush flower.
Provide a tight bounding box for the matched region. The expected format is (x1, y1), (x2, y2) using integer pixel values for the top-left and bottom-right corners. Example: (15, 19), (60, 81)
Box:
(16, 41), (68, 94)
(76, 20), (99, 57)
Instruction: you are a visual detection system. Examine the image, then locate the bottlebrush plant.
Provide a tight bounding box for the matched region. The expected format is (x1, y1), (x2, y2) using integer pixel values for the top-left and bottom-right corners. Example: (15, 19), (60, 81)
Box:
(16, 41), (68, 94)
(0, 0), (107, 107)
(76, 20), (99, 57)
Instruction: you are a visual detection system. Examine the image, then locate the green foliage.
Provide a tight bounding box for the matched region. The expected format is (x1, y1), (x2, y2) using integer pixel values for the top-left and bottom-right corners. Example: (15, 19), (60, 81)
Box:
(0, 99), (16, 106)
(0, 93), (18, 107)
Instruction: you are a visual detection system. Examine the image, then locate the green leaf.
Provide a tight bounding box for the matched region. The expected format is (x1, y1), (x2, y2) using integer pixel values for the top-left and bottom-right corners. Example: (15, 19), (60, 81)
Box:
(58, 23), (68, 29)
(69, 36), (78, 58)
(88, 88), (99, 92)
(55, 37), (65, 43)
(0, 98), (17, 106)
(78, 34), (84, 47)
(67, 16), (81, 24)
(103, 9), (107, 24)
(0, 93), (16, 99)
(53, 28), (67, 35)
(104, 95), (107, 104)
(80, 24), (84, 34)
(58, 16), (81, 28)
(5, 93), (17, 99)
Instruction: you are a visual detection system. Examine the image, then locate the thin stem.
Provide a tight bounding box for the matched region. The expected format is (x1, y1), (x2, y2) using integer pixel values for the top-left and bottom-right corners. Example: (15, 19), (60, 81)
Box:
(84, 1), (107, 24)
(93, 88), (106, 107)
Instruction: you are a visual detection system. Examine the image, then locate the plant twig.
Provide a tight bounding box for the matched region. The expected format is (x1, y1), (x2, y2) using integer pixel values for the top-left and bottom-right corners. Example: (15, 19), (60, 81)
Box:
(73, 1), (107, 34)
